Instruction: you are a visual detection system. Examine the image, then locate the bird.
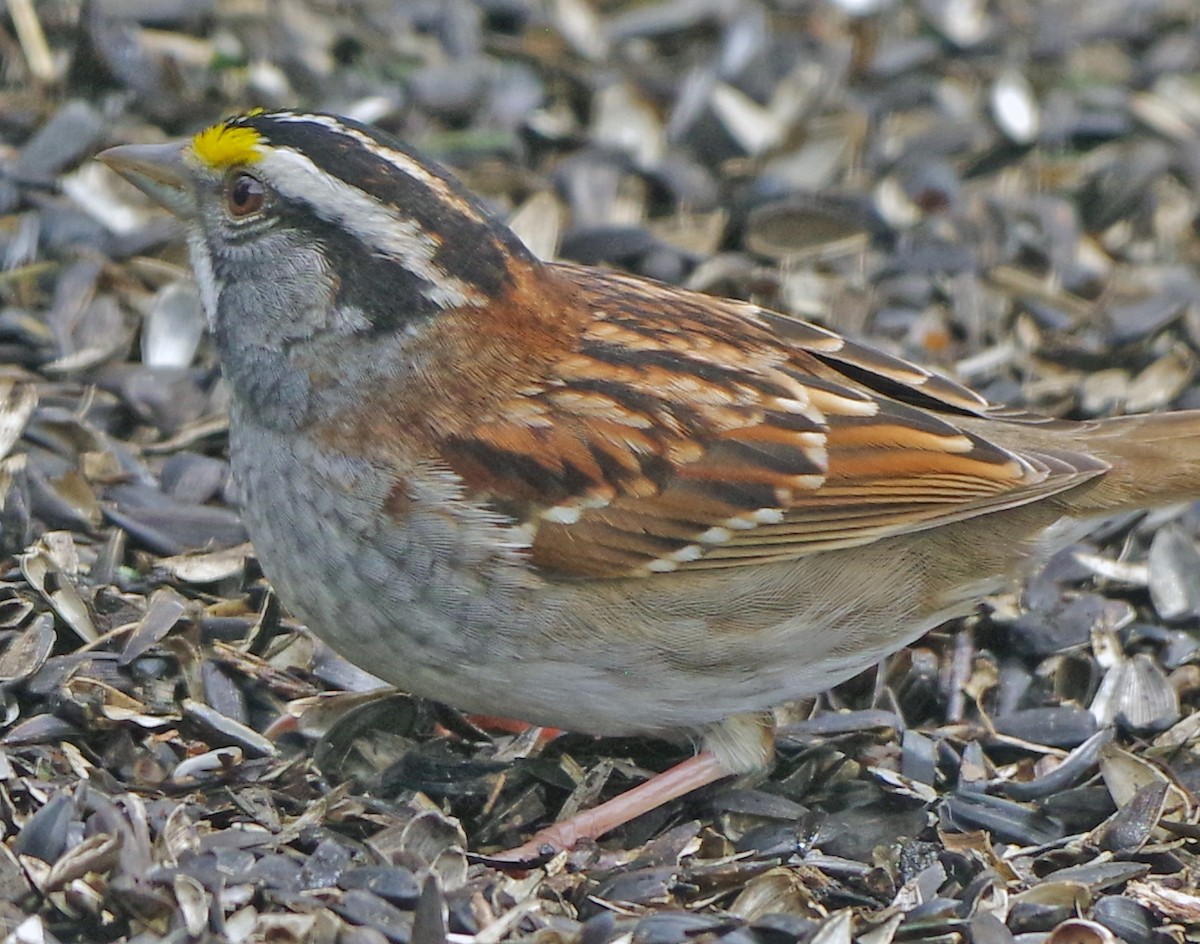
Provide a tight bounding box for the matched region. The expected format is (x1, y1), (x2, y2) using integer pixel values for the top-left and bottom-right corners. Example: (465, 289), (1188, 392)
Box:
(98, 110), (1200, 862)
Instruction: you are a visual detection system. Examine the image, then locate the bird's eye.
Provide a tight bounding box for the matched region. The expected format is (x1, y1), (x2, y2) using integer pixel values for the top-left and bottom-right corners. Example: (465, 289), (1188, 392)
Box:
(226, 172), (265, 218)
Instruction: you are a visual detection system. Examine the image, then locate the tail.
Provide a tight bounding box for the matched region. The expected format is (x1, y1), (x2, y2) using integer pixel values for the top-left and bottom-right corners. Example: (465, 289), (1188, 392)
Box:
(1060, 411), (1200, 515)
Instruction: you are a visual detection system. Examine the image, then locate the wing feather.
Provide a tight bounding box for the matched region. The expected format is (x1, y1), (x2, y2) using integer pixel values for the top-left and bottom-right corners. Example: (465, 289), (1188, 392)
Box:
(438, 265), (1108, 578)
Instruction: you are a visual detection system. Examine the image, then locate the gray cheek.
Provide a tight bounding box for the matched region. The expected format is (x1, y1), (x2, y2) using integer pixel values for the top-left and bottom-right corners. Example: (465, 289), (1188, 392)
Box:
(238, 242), (334, 339)
(209, 236), (337, 428)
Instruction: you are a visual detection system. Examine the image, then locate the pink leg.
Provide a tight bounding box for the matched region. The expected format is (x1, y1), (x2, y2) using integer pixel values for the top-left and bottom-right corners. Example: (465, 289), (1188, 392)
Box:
(489, 750), (733, 863)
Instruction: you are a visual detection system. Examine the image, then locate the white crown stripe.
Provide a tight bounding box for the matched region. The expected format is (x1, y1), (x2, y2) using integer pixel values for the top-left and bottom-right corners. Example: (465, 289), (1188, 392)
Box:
(260, 146), (485, 310)
(261, 113), (486, 224)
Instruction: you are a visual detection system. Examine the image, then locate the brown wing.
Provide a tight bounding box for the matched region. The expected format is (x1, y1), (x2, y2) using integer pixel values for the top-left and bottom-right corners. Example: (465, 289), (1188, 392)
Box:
(440, 265), (1108, 578)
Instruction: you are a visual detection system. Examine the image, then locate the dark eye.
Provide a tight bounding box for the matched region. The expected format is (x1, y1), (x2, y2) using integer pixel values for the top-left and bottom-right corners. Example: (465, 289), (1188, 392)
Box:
(226, 172), (265, 218)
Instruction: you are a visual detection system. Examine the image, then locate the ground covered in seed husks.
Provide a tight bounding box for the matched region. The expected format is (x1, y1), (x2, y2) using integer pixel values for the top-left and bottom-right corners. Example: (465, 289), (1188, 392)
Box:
(2, 1), (1200, 942)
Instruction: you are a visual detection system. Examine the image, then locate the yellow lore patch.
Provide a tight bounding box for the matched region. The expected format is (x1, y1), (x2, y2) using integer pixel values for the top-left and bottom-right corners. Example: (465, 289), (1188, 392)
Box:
(190, 122), (264, 170)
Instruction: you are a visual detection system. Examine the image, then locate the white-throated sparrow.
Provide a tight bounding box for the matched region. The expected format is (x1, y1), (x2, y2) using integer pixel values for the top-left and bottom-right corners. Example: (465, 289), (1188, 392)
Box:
(99, 111), (1200, 861)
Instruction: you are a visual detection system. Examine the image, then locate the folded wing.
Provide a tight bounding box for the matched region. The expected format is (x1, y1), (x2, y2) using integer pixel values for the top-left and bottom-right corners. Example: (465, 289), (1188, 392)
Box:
(440, 266), (1108, 578)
